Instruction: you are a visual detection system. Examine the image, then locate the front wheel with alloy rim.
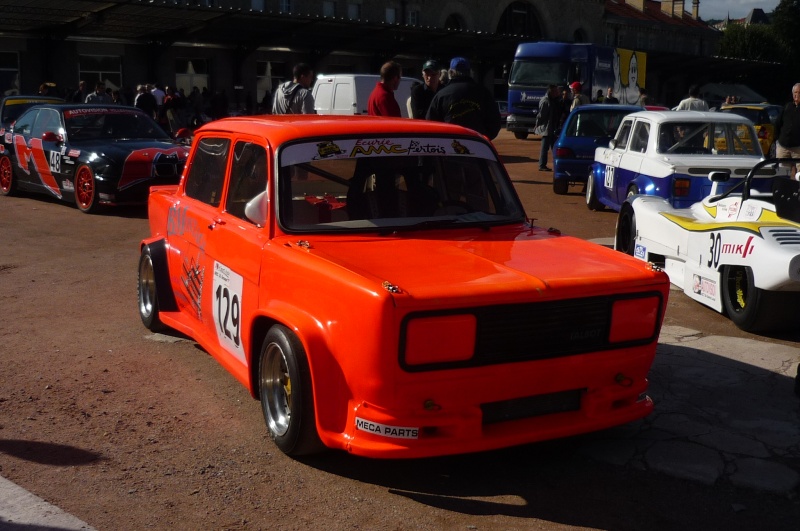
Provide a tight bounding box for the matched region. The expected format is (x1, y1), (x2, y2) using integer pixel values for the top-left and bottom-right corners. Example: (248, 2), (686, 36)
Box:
(0, 155), (16, 196)
(74, 164), (99, 213)
(259, 325), (324, 456)
(721, 265), (797, 332)
(585, 175), (604, 210)
(615, 203), (636, 255)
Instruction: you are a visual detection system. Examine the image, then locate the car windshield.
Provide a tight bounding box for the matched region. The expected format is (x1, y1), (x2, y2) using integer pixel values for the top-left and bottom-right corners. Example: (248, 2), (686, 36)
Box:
(721, 107), (761, 124)
(277, 136), (525, 232)
(2, 98), (63, 125)
(64, 108), (169, 141)
(656, 121), (761, 156)
(509, 60), (569, 86)
(566, 110), (631, 138)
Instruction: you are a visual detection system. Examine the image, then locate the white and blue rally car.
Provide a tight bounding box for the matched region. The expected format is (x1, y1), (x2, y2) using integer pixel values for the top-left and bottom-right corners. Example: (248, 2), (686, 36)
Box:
(587, 110), (787, 212)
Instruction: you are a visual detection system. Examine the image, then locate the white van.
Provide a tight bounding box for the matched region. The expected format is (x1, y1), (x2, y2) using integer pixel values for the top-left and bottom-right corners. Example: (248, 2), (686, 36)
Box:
(312, 74), (419, 118)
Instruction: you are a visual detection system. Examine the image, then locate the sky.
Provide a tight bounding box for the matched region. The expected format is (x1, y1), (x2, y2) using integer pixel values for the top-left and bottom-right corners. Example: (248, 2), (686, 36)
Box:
(697, 0), (781, 20)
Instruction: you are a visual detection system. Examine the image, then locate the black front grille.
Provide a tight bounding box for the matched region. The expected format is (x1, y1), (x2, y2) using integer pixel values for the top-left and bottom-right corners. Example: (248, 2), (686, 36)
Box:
(399, 293), (662, 372)
(473, 298), (610, 363)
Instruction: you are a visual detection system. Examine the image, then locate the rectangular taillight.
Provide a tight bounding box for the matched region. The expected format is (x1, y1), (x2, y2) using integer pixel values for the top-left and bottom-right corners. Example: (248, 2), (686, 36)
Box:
(673, 178), (691, 197)
(404, 314), (476, 366)
(609, 296), (661, 343)
(555, 147), (575, 158)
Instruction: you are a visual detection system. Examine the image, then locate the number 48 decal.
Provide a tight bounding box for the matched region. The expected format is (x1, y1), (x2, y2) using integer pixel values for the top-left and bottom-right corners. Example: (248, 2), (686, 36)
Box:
(212, 261), (246, 364)
(49, 151), (60, 173)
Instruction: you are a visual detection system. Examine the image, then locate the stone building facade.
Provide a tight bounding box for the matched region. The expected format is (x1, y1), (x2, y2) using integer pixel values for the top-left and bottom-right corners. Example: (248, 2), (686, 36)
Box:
(0, 0), (721, 109)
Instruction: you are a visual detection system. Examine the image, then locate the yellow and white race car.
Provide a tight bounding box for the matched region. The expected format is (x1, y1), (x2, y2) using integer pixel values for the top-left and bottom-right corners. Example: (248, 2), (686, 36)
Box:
(615, 158), (800, 332)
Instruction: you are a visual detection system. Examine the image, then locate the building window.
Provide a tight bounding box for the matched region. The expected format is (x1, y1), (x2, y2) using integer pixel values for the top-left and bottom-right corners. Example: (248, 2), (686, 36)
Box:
(323, 1), (336, 17)
(616, 31), (625, 47)
(407, 9), (419, 25)
(78, 55), (122, 92)
(347, 2), (360, 20)
(279, 0), (292, 13)
(386, 7), (396, 24)
(256, 60), (282, 112)
(175, 58), (209, 101)
(0, 52), (20, 96)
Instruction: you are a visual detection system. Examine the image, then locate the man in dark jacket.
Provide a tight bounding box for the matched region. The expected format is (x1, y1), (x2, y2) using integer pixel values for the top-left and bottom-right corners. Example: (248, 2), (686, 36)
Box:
(409, 59), (441, 119)
(426, 57), (501, 139)
(534, 85), (561, 171)
(775, 83), (800, 177)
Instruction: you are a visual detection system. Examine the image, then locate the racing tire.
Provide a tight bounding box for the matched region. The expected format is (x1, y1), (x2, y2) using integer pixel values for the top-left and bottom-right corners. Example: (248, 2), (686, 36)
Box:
(259, 325), (324, 456)
(721, 265), (797, 332)
(626, 184), (640, 200)
(585, 175), (604, 211)
(137, 246), (166, 332)
(615, 203), (637, 256)
(74, 164), (99, 214)
(514, 132), (528, 140)
(0, 155), (16, 196)
(553, 177), (569, 195)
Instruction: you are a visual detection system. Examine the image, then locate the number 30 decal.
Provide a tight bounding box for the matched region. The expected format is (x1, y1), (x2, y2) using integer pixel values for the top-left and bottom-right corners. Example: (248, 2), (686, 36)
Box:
(707, 232), (721, 268)
(212, 261), (246, 364)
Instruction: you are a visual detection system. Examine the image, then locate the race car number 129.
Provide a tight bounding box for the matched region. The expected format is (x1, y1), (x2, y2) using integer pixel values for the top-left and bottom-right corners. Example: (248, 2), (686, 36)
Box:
(212, 261), (246, 364)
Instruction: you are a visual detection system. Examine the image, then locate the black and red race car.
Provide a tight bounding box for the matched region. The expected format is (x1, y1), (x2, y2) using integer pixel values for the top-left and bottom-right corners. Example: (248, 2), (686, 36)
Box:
(0, 104), (189, 213)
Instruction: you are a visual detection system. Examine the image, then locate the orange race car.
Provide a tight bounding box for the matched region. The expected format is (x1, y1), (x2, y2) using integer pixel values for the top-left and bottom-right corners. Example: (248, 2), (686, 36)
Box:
(138, 115), (670, 459)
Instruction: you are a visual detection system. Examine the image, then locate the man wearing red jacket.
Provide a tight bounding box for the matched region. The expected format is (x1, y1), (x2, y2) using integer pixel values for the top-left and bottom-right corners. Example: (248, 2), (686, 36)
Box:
(367, 61), (402, 117)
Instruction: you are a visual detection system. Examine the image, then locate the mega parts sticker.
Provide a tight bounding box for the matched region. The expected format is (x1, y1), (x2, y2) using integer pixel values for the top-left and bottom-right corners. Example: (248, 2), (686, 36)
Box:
(355, 418), (419, 439)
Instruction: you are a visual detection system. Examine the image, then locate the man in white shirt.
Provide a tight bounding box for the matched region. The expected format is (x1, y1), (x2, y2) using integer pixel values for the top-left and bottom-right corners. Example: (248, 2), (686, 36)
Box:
(676, 85), (709, 111)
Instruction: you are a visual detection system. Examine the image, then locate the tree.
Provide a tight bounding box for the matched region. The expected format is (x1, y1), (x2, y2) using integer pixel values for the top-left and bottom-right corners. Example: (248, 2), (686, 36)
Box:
(772, 0), (800, 78)
(718, 23), (784, 63)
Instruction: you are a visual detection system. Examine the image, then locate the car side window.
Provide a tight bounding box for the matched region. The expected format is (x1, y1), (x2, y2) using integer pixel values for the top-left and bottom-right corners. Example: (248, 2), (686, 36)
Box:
(12, 109), (37, 136)
(184, 137), (230, 207)
(629, 122), (650, 153)
(226, 141), (267, 222)
(31, 109), (61, 138)
(614, 121), (632, 149)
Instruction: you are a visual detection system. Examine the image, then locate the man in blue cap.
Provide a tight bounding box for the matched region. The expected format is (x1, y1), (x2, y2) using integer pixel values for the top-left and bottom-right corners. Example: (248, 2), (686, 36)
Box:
(426, 57), (502, 139)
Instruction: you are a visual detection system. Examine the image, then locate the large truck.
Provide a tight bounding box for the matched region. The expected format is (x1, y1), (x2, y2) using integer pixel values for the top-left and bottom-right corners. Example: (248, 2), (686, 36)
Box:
(506, 42), (647, 139)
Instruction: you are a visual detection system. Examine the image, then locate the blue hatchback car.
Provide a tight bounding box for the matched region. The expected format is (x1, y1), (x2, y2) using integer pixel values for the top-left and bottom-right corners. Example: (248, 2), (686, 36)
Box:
(553, 104), (642, 194)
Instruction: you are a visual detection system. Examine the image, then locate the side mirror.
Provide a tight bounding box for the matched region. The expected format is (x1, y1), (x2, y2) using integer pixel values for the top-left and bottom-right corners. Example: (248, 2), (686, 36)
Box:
(608, 138), (617, 149)
(244, 191), (268, 227)
(708, 170), (730, 198)
(41, 131), (63, 143)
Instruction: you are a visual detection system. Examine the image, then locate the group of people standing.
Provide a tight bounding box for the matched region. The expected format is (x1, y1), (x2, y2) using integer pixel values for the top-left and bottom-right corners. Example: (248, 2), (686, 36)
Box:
(269, 57), (502, 141)
(361, 56), (502, 140)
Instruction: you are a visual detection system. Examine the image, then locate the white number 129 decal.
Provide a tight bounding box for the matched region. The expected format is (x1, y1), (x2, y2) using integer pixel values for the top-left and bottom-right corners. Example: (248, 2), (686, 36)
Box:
(212, 261), (246, 364)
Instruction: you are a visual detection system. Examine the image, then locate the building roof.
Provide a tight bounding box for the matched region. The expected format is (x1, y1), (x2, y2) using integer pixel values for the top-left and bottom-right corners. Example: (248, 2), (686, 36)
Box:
(0, 0), (521, 61)
(604, 0), (713, 30)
